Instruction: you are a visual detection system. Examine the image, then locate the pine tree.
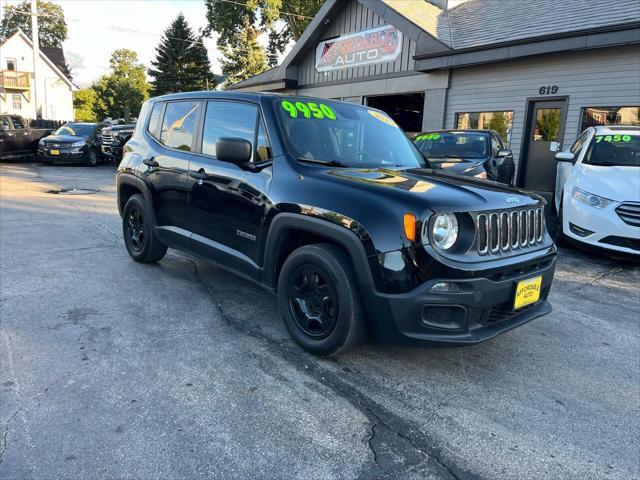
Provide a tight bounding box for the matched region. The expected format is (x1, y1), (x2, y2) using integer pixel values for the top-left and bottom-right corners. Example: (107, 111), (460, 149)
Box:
(148, 14), (215, 96)
(220, 19), (267, 87)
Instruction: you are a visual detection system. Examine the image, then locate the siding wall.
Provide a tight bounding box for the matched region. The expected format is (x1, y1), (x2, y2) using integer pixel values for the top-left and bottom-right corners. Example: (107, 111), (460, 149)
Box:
(297, 0), (417, 87)
(445, 46), (640, 170)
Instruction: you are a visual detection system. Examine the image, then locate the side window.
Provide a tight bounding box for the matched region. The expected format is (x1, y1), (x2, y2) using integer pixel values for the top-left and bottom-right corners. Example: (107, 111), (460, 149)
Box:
(0, 117), (11, 129)
(147, 102), (163, 140)
(11, 117), (24, 129)
(571, 131), (590, 155)
(256, 118), (272, 161)
(160, 101), (200, 151)
(202, 101), (257, 159)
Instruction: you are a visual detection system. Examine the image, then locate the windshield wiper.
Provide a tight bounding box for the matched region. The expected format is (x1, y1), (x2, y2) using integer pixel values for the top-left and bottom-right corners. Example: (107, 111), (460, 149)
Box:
(297, 157), (347, 167)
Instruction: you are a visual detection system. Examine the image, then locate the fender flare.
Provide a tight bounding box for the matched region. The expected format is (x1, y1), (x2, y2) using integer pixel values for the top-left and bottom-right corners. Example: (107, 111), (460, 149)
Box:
(116, 173), (157, 226)
(262, 213), (376, 294)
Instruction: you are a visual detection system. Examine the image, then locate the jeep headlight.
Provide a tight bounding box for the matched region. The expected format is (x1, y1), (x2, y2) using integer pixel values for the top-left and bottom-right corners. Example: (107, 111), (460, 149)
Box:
(431, 213), (459, 250)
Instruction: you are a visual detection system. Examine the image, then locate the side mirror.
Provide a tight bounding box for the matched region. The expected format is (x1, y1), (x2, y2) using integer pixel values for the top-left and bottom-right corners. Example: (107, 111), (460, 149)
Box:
(216, 137), (252, 165)
(497, 149), (512, 158)
(555, 151), (575, 163)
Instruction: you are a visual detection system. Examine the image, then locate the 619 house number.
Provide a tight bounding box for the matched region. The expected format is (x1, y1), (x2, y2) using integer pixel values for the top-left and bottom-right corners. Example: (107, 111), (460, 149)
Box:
(539, 85), (559, 95)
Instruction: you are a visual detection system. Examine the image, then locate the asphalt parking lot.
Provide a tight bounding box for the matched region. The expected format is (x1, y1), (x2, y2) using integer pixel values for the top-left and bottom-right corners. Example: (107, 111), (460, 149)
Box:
(0, 161), (638, 480)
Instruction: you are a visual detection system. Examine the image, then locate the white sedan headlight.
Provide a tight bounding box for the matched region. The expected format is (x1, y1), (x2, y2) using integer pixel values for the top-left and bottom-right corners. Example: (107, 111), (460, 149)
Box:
(572, 187), (613, 209)
(431, 213), (459, 250)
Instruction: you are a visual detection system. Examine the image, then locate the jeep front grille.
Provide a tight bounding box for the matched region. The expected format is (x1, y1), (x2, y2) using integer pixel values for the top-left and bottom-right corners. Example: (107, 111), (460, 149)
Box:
(476, 206), (544, 255)
(616, 202), (640, 227)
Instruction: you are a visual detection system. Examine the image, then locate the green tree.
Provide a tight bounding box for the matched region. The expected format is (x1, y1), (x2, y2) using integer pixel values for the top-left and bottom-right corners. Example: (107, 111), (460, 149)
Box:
(148, 14), (215, 96)
(204, 0), (323, 72)
(0, 0), (68, 47)
(91, 49), (149, 121)
(219, 19), (267, 86)
(73, 88), (97, 122)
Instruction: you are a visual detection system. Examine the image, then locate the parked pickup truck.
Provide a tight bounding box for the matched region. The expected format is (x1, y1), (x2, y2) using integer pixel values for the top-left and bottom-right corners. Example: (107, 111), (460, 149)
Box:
(117, 92), (557, 356)
(0, 115), (51, 160)
(101, 123), (135, 162)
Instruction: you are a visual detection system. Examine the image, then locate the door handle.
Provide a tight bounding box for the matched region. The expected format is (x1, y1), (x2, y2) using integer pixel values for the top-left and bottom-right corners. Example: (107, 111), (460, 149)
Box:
(143, 157), (159, 167)
(189, 170), (206, 180)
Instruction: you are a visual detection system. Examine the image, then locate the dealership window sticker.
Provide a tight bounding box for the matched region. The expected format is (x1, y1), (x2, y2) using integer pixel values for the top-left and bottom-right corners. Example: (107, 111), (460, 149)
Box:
(595, 135), (633, 143)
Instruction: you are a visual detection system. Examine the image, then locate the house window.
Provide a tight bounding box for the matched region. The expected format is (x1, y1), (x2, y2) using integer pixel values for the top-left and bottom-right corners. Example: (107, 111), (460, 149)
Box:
(6, 58), (17, 71)
(12, 94), (22, 110)
(455, 111), (514, 145)
(580, 106), (640, 131)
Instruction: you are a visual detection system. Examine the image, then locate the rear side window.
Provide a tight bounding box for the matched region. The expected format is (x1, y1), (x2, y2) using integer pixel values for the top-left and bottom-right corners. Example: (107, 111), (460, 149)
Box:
(202, 101), (258, 159)
(147, 103), (163, 140)
(160, 101), (200, 151)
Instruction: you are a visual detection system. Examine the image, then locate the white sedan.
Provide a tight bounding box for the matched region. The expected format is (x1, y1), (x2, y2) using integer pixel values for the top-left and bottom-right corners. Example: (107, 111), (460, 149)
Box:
(555, 125), (639, 255)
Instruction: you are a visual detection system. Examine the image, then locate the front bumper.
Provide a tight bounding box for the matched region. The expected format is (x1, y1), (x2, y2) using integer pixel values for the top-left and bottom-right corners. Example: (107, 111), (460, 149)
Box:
(564, 195), (639, 255)
(38, 147), (87, 163)
(101, 145), (123, 158)
(366, 255), (556, 346)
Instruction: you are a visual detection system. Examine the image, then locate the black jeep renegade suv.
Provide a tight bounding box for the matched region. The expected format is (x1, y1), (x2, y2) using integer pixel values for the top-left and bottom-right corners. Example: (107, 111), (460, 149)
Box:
(116, 92), (557, 356)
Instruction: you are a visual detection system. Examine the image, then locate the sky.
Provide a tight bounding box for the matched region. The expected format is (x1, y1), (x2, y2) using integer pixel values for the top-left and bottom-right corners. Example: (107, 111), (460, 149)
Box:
(3, 0), (288, 87)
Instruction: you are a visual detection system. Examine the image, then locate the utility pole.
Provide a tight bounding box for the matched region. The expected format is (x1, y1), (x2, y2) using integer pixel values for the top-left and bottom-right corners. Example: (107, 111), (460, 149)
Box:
(31, 0), (40, 119)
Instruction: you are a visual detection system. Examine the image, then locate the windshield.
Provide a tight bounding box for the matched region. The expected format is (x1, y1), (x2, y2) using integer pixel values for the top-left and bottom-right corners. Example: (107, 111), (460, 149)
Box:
(274, 98), (425, 168)
(414, 132), (489, 159)
(584, 134), (640, 167)
(53, 123), (95, 138)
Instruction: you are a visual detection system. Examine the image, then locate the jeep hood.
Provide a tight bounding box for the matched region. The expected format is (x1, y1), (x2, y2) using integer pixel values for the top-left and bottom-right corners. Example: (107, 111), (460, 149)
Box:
(322, 167), (541, 212)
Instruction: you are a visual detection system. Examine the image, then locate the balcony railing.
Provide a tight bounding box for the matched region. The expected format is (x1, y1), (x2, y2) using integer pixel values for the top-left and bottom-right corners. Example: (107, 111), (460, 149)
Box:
(0, 70), (30, 89)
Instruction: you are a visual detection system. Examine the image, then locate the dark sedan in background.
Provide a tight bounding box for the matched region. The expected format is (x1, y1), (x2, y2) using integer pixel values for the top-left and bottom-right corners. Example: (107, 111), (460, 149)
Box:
(37, 122), (106, 166)
(414, 130), (515, 185)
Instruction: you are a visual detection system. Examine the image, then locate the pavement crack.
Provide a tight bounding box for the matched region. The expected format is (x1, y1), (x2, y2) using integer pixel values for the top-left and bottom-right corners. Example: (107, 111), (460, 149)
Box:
(0, 372), (70, 465)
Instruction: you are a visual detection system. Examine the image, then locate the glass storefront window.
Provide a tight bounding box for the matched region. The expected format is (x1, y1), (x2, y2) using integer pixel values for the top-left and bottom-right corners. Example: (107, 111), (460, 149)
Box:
(581, 106), (640, 130)
(455, 111), (514, 145)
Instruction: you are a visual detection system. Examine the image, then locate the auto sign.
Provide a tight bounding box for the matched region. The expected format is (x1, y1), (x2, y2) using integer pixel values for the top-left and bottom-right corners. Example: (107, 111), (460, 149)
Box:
(315, 25), (403, 73)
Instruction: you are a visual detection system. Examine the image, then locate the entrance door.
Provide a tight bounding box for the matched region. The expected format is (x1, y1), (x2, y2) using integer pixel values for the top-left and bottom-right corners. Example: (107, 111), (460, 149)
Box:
(522, 99), (567, 191)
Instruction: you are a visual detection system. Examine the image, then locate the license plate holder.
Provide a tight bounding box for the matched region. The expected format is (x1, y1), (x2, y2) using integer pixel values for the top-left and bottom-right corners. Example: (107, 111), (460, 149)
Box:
(514, 276), (542, 310)
(50, 149), (60, 155)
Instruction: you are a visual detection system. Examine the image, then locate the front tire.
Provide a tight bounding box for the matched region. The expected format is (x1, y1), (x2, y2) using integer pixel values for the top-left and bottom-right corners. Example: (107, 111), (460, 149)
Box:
(86, 148), (98, 167)
(277, 243), (366, 356)
(122, 194), (167, 263)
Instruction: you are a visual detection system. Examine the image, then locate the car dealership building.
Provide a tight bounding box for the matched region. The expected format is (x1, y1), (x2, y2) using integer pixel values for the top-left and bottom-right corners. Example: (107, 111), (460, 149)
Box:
(231, 0), (640, 193)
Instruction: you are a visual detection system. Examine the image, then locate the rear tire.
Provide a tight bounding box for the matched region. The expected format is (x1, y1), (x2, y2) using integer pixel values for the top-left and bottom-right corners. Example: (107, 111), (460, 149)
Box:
(277, 243), (366, 356)
(122, 194), (167, 263)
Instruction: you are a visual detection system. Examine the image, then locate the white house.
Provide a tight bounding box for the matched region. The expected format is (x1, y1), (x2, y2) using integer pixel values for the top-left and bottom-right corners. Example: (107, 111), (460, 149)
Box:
(0, 30), (76, 121)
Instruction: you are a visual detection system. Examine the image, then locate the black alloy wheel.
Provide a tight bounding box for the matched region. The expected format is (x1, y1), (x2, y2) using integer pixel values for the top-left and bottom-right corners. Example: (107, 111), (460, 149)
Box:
(289, 265), (339, 339)
(126, 205), (145, 252)
(277, 243), (366, 356)
(122, 194), (167, 263)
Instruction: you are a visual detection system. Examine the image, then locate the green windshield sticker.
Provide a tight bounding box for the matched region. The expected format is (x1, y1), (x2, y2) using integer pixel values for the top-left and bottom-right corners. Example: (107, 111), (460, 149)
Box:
(416, 133), (440, 141)
(281, 100), (336, 120)
(595, 134), (632, 143)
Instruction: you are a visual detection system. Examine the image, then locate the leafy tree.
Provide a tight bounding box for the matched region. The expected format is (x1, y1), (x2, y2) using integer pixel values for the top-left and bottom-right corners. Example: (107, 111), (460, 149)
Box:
(219, 19), (267, 86)
(91, 49), (149, 121)
(204, 0), (323, 73)
(73, 88), (97, 122)
(148, 14), (215, 96)
(1, 0), (68, 47)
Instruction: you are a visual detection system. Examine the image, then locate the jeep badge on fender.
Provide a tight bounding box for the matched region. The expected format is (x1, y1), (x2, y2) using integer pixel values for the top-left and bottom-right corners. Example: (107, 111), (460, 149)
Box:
(116, 92), (557, 356)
